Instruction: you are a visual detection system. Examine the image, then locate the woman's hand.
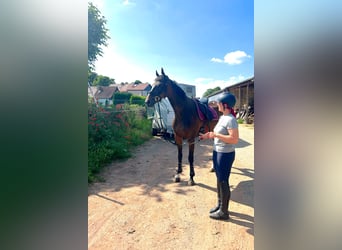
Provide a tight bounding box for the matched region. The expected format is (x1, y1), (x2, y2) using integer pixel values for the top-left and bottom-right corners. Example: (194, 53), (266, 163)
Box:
(199, 132), (208, 140)
(199, 132), (216, 140)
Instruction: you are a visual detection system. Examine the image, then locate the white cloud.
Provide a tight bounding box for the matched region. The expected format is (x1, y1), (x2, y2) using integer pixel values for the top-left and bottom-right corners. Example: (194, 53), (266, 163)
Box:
(224, 51), (251, 65)
(194, 75), (245, 97)
(211, 50), (251, 65)
(210, 57), (223, 63)
(94, 43), (153, 84)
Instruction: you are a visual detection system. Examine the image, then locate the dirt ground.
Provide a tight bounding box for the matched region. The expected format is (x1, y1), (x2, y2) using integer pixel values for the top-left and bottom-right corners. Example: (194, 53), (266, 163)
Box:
(88, 124), (254, 250)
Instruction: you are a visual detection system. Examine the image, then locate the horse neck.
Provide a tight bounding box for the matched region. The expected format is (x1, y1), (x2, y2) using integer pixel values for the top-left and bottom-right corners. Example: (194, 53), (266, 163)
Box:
(165, 82), (190, 115)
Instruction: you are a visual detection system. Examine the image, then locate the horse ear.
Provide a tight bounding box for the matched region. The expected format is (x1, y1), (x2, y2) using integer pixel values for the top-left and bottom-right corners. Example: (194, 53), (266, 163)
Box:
(161, 68), (165, 75)
(156, 70), (159, 77)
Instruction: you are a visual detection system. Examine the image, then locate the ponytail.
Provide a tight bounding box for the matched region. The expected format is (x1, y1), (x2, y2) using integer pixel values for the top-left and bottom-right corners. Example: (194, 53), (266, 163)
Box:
(230, 107), (236, 118)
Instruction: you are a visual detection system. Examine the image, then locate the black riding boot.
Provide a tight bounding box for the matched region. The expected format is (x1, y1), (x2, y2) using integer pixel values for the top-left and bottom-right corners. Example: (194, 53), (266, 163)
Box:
(209, 180), (221, 213)
(210, 181), (230, 220)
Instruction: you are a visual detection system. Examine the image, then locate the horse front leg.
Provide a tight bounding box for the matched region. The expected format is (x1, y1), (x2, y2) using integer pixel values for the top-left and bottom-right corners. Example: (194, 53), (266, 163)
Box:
(174, 135), (183, 183)
(188, 139), (195, 186)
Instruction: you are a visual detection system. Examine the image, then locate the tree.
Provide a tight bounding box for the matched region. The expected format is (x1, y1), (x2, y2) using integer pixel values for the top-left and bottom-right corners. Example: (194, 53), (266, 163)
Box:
(134, 80), (142, 85)
(88, 2), (110, 70)
(203, 87), (221, 97)
(93, 75), (115, 86)
(88, 71), (98, 85)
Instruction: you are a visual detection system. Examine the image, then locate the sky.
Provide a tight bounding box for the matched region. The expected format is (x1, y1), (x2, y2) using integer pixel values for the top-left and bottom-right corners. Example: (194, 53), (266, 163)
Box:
(91, 0), (254, 98)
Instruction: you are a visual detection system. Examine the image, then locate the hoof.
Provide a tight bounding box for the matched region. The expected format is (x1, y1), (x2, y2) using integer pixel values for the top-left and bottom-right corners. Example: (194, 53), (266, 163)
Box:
(210, 167), (215, 172)
(188, 179), (195, 186)
(174, 174), (181, 182)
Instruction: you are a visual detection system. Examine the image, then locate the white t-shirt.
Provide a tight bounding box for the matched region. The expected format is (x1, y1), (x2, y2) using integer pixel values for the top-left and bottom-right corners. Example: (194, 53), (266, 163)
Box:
(213, 114), (238, 153)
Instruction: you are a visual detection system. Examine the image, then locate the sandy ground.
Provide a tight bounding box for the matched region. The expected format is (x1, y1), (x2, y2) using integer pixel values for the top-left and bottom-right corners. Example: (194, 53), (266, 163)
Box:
(88, 124), (254, 250)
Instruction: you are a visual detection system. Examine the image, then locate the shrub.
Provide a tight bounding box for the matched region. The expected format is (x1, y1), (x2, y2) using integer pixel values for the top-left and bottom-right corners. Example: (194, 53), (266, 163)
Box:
(113, 92), (132, 105)
(130, 95), (146, 106)
(88, 103), (152, 182)
(237, 118), (244, 124)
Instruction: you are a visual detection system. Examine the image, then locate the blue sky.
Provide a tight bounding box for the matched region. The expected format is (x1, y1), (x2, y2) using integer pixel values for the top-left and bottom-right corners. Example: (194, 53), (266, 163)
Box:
(91, 0), (254, 97)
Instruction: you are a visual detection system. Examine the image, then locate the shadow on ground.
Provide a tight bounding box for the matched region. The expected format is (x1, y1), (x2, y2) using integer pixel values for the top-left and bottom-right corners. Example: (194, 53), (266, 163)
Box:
(230, 167), (254, 236)
(236, 138), (252, 148)
(88, 137), (213, 202)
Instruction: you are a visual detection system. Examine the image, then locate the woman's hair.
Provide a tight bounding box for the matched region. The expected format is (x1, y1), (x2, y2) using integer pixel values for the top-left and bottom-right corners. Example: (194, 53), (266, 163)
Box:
(223, 103), (236, 117)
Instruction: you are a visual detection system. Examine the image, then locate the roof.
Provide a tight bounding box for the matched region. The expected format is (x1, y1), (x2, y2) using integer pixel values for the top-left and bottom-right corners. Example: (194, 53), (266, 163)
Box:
(118, 84), (129, 92)
(119, 83), (151, 92)
(207, 77), (254, 98)
(225, 77), (254, 89)
(94, 86), (118, 99)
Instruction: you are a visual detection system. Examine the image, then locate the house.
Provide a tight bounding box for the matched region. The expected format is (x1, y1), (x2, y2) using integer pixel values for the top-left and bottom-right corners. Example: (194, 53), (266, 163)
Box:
(119, 83), (152, 96)
(88, 86), (119, 106)
(88, 86), (98, 99)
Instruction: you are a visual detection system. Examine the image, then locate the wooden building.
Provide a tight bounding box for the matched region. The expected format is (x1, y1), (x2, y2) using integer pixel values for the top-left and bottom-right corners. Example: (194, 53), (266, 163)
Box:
(207, 77), (254, 123)
(208, 77), (254, 111)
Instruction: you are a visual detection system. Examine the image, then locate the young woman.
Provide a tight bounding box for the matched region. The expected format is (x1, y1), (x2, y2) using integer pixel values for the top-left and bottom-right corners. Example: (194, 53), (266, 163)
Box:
(199, 92), (239, 220)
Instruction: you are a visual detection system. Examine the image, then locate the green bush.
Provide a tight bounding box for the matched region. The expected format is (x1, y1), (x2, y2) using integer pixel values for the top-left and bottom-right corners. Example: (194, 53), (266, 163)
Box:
(88, 103), (152, 182)
(130, 95), (146, 106)
(237, 118), (244, 124)
(113, 92), (132, 105)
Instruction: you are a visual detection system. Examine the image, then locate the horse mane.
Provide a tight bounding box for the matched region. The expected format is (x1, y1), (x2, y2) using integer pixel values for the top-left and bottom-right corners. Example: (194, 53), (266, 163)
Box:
(157, 75), (187, 100)
(171, 80), (187, 99)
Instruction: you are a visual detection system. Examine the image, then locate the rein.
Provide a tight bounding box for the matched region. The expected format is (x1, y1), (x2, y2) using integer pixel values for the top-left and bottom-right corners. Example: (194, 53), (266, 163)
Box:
(162, 135), (205, 146)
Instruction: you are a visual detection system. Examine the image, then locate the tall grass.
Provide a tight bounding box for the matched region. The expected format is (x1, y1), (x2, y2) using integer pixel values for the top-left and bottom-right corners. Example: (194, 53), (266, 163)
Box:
(88, 103), (152, 182)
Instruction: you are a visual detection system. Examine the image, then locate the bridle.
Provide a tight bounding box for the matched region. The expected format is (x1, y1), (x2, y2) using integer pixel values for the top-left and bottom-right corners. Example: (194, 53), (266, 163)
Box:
(149, 79), (168, 104)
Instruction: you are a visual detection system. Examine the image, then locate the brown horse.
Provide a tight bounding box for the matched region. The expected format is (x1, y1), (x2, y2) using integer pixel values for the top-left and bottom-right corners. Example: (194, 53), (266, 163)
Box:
(145, 68), (218, 185)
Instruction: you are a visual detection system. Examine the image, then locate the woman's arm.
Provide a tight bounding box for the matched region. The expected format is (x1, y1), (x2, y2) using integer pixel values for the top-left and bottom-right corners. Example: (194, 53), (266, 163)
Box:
(212, 128), (239, 144)
(199, 128), (239, 144)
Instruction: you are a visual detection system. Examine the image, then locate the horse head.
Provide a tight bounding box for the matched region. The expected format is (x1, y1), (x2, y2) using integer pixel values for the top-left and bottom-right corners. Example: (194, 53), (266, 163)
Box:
(145, 68), (170, 107)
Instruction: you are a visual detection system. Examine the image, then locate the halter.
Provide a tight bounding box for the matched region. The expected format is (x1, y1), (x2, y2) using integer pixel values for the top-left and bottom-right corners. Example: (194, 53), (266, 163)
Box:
(148, 77), (168, 104)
